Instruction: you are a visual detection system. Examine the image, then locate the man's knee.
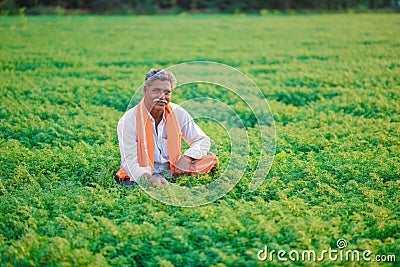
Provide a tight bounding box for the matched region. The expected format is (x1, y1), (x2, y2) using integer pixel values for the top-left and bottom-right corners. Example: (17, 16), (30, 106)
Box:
(191, 153), (219, 175)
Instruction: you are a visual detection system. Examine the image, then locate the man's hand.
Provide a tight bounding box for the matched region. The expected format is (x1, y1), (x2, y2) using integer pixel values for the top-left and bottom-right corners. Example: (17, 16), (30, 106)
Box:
(142, 173), (169, 187)
(174, 155), (194, 177)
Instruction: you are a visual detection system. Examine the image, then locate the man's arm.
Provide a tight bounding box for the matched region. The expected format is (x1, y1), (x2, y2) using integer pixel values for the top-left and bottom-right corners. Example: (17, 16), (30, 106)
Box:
(117, 109), (152, 181)
(173, 105), (211, 175)
(177, 107), (211, 159)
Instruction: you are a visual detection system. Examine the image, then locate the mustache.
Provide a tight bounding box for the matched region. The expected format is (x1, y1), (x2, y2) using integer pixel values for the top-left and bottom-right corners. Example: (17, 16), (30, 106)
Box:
(153, 98), (168, 104)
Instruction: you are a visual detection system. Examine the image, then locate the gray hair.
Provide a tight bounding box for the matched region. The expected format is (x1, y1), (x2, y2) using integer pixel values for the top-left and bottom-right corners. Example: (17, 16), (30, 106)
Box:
(144, 69), (177, 89)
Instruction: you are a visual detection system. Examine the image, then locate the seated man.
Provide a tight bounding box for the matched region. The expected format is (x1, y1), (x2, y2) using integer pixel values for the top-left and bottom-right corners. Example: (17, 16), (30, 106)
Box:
(116, 69), (218, 187)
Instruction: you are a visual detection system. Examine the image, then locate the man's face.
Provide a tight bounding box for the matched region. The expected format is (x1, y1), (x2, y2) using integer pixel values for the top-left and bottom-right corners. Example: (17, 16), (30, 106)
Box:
(144, 79), (172, 113)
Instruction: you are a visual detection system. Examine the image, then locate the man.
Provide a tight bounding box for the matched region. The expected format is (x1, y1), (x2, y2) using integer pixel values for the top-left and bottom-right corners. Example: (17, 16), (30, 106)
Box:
(116, 69), (218, 187)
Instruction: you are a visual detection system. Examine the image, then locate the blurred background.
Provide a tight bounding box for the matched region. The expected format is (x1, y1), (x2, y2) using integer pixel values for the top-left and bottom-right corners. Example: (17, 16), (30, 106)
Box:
(1, 0), (400, 15)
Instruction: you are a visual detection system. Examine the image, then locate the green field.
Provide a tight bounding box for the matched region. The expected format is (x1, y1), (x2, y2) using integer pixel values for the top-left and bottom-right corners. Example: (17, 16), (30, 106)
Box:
(0, 14), (399, 266)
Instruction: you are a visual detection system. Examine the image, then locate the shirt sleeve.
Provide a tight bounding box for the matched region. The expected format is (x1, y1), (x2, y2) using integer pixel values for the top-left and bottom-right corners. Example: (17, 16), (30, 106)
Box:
(117, 108), (152, 181)
(175, 106), (211, 159)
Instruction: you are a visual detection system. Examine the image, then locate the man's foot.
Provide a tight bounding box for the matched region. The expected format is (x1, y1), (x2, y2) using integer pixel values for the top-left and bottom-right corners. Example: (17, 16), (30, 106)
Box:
(114, 176), (135, 187)
(121, 179), (135, 187)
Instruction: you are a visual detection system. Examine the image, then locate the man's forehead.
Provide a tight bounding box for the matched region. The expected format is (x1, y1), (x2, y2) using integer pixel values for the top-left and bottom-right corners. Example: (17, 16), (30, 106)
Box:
(149, 80), (171, 89)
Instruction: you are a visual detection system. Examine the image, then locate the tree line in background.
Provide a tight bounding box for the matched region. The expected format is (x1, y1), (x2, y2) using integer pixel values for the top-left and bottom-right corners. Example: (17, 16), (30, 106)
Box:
(1, 0), (399, 15)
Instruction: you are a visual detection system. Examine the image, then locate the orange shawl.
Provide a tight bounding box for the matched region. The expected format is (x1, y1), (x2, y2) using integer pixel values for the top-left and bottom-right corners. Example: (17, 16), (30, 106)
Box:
(136, 99), (182, 174)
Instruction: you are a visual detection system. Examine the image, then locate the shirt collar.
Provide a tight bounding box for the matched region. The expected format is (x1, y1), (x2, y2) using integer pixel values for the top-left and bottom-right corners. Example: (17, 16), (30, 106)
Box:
(145, 108), (166, 122)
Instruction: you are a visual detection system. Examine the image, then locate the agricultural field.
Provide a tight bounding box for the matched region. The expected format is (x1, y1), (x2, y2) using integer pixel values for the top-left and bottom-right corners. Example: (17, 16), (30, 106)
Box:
(0, 14), (399, 266)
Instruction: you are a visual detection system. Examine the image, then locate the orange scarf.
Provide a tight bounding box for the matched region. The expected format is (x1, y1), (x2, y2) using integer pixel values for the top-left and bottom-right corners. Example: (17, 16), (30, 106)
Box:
(136, 99), (182, 174)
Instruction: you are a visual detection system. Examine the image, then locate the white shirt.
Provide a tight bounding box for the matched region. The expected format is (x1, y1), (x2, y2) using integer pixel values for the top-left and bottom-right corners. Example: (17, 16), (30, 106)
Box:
(117, 102), (211, 181)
